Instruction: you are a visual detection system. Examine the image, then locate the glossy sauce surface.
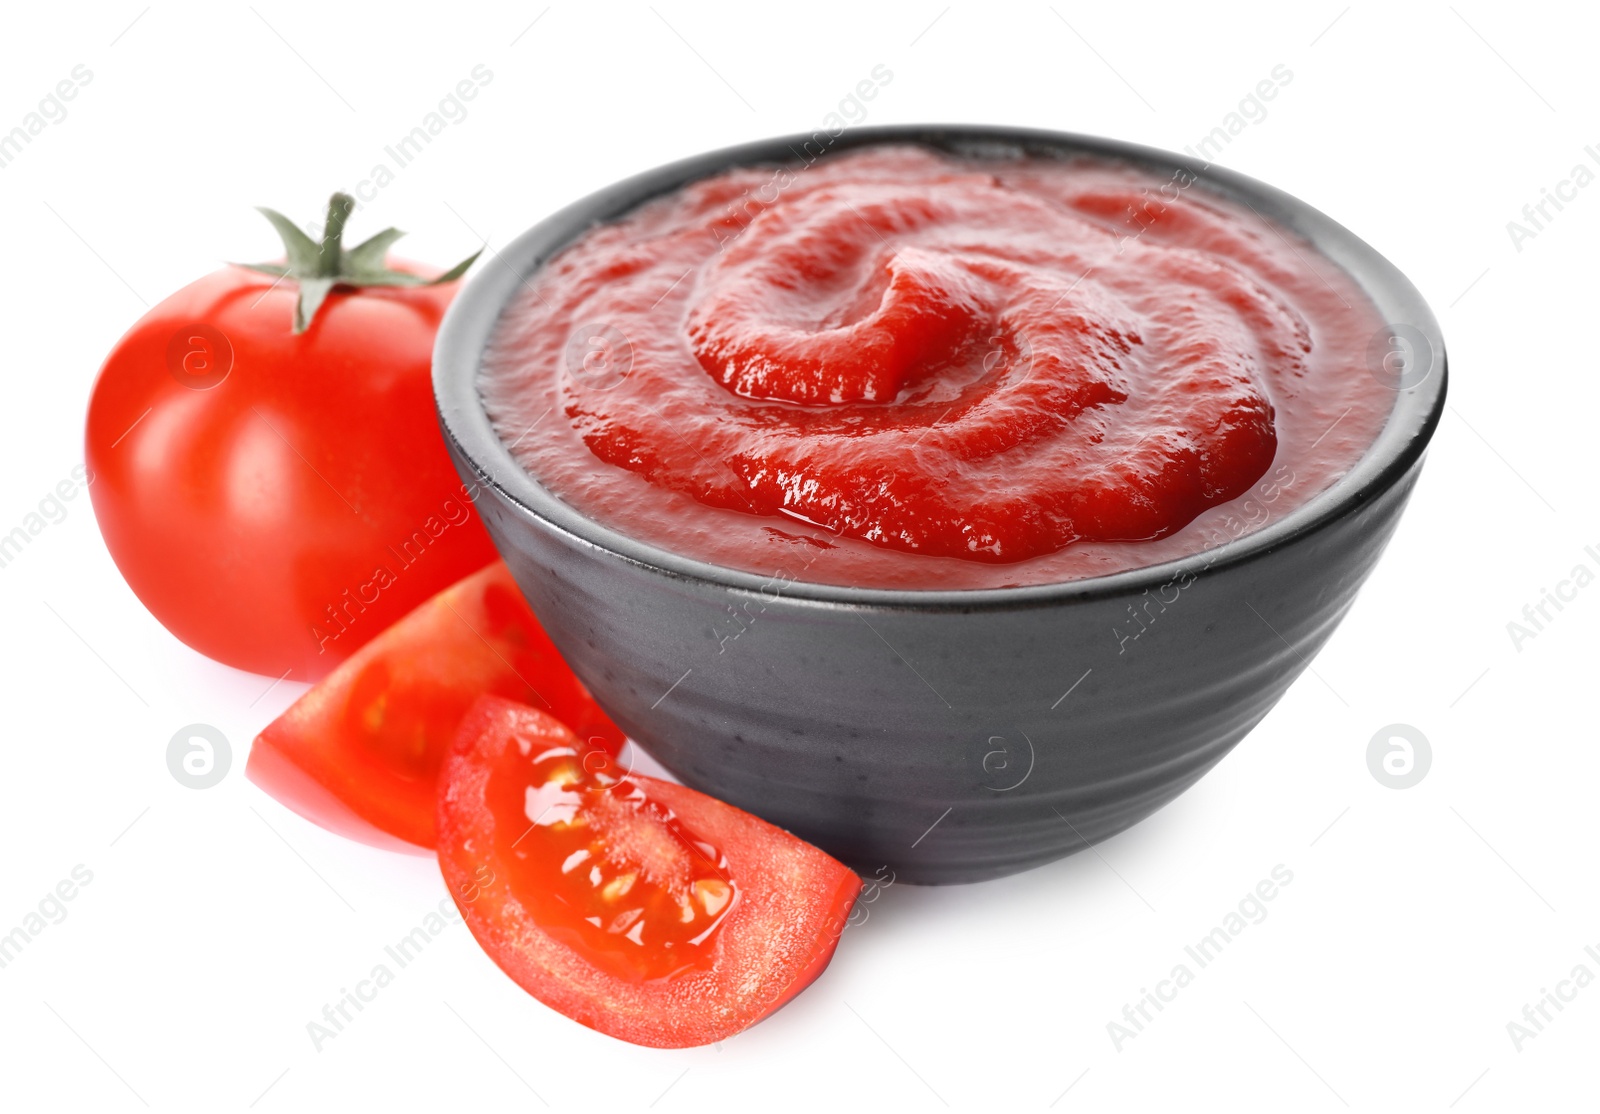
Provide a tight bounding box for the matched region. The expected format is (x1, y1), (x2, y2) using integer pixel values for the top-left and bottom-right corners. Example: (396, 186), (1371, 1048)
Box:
(482, 147), (1394, 588)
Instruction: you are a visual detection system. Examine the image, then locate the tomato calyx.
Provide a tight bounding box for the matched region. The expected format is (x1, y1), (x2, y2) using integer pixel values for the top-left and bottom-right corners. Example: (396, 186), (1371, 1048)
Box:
(235, 192), (482, 333)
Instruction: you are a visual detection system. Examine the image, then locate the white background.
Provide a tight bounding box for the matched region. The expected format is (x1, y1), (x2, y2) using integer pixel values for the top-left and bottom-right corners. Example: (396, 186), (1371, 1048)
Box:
(0, 2), (1593, 1110)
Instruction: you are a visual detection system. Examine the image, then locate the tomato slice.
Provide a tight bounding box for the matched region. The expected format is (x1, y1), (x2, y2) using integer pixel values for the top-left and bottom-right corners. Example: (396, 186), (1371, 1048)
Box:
(438, 696), (863, 1047)
(247, 561), (624, 851)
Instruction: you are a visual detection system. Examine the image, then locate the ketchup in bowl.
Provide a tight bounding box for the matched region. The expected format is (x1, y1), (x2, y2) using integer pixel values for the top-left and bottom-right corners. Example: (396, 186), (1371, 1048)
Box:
(480, 146), (1393, 589)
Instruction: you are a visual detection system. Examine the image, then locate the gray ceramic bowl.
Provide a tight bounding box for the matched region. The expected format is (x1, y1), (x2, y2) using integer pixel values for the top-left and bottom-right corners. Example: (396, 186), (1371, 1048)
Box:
(433, 125), (1446, 884)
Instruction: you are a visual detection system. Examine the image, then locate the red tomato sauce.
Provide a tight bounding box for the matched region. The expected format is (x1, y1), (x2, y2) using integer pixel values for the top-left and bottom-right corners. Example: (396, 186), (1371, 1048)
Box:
(481, 147), (1394, 588)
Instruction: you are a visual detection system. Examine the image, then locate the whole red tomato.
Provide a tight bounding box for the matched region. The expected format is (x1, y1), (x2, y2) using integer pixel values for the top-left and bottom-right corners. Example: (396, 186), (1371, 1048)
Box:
(84, 195), (494, 680)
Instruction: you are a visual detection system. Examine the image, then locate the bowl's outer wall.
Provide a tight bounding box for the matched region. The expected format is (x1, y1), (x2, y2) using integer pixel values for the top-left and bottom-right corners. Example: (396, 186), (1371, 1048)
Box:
(459, 436), (1423, 884)
(436, 125), (1445, 884)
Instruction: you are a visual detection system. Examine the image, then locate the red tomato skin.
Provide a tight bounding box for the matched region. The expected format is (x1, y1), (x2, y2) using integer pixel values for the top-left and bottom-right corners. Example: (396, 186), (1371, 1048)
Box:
(248, 561), (625, 851)
(84, 263), (496, 680)
(246, 733), (428, 855)
(437, 697), (864, 1049)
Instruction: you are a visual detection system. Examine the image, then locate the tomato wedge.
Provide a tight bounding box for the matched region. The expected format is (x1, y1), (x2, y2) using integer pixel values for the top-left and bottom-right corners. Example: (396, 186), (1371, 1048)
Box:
(438, 696), (862, 1047)
(248, 561), (624, 851)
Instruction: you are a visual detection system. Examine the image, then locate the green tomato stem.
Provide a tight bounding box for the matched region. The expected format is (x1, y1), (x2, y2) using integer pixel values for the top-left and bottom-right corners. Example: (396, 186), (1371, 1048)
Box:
(235, 193), (484, 333)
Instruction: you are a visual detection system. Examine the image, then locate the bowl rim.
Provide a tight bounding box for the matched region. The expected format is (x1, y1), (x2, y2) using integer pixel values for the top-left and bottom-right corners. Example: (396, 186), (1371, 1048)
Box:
(433, 123), (1447, 612)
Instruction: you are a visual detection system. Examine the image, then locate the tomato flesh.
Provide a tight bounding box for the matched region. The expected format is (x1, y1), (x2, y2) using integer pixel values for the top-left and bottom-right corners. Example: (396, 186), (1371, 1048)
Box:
(487, 713), (738, 982)
(248, 561), (624, 850)
(439, 697), (862, 1047)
